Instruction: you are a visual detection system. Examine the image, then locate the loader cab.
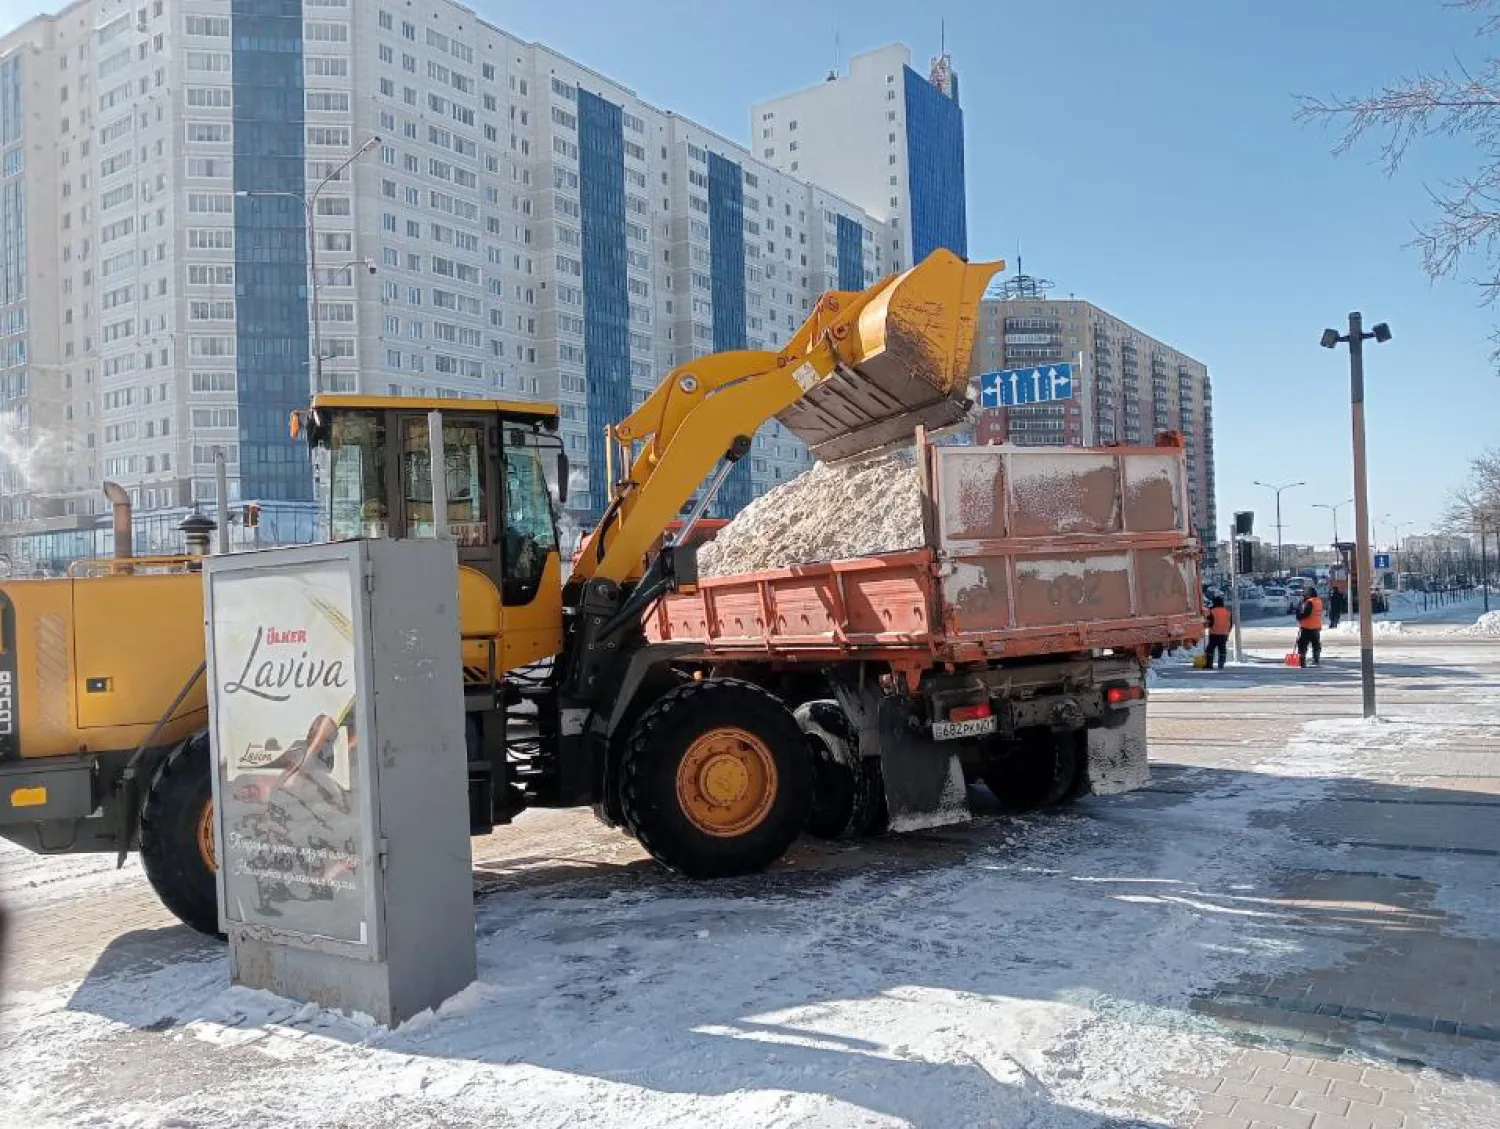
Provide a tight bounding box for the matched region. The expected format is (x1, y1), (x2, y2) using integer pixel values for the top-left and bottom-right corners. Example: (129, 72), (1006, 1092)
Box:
(296, 396), (565, 611)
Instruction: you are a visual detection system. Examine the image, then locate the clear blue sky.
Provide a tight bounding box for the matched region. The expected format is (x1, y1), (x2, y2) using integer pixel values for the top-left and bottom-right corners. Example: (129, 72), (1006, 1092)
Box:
(2, 0), (1495, 546)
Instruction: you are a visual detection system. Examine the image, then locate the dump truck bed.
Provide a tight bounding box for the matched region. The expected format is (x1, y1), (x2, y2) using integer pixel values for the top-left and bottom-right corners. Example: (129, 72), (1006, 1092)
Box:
(650, 440), (1204, 664)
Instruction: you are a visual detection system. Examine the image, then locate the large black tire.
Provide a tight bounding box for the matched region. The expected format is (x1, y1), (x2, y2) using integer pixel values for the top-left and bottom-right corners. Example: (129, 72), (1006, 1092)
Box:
(796, 701), (885, 840)
(621, 679), (810, 878)
(138, 736), (222, 938)
(982, 728), (1083, 813)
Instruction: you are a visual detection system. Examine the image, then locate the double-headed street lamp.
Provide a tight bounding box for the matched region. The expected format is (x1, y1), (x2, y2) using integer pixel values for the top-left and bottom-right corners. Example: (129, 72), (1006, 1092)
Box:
(1254, 479), (1304, 575)
(235, 134), (380, 394)
(1320, 312), (1392, 719)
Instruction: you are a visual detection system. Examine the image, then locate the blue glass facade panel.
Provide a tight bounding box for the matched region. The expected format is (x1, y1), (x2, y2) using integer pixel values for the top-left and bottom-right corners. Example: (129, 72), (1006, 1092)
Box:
(903, 65), (967, 264)
(707, 152), (751, 514)
(577, 89), (630, 523)
(835, 215), (864, 292)
(232, 0), (310, 502)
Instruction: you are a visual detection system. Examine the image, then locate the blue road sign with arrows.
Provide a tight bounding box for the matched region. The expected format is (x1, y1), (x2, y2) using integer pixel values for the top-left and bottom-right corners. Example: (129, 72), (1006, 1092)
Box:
(1374, 553), (1391, 570)
(978, 362), (1075, 408)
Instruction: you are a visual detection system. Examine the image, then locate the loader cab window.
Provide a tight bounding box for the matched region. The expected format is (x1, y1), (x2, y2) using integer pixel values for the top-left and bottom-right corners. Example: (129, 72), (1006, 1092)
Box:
(400, 417), (491, 548)
(328, 413), (388, 540)
(501, 428), (559, 603)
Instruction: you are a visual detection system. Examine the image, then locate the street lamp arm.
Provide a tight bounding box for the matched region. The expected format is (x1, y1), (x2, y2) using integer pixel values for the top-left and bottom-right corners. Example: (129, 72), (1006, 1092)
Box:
(311, 134), (381, 207)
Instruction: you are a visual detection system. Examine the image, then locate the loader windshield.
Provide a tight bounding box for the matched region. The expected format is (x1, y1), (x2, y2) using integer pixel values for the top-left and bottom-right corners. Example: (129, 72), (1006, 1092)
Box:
(328, 413), (388, 540)
(501, 428), (559, 601)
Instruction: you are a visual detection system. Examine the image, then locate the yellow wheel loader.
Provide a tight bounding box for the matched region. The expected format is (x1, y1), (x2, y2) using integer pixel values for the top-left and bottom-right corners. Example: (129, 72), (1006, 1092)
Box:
(0, 250), (1000, 935)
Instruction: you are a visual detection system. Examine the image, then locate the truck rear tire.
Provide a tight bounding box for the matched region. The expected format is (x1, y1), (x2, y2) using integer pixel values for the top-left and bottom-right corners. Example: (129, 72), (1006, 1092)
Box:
(983, 728), (1083, 813)
(139, 736), (223, 939)
(621, 679), (810, 878)
(796, 701), (884, 840)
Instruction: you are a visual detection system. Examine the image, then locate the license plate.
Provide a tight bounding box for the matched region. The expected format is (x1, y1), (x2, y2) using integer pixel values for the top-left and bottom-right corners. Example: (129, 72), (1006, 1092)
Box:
(931, 716), (999, 741)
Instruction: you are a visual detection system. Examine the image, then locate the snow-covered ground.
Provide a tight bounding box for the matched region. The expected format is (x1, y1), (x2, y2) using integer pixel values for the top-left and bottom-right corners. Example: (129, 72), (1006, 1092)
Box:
(4, 633), (1500, 1128)
(4, 785), (1297, 1128)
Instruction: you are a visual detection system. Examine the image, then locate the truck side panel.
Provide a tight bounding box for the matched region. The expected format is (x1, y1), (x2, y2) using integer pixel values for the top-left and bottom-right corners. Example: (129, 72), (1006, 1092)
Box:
(652, 443), (1203, 660)
(933, 443), (1201, 650)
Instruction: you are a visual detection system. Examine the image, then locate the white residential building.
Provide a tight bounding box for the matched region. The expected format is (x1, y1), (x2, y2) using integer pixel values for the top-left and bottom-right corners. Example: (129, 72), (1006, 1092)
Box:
(751, 44), (967, 276)
(0, 0), (890, 569)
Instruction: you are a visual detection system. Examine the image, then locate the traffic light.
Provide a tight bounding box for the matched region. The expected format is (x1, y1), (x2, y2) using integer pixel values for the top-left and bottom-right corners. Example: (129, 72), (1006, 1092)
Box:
(242, 503), (260, 528)
(1234, 511), (1254, 537)
(1237, 540), (1254, 575)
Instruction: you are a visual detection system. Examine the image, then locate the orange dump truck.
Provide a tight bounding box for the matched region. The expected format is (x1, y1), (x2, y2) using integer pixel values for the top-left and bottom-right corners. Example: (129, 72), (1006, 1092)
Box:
(647, 434), (1204, 835)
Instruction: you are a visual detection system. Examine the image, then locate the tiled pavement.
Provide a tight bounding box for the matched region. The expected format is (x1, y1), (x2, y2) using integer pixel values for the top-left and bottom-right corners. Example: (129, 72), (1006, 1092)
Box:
(1147, 631), (1500, 1128)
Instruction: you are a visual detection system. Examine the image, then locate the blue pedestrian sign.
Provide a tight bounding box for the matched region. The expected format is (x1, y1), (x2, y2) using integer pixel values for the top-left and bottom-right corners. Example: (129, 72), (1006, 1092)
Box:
(978, 362), (1076, 409)
(1373, 553), (1391, 570)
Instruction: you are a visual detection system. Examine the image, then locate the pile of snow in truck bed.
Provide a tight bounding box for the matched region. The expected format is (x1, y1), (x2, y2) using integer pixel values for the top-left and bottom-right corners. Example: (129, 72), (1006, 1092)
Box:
(696, 450), (922, 578)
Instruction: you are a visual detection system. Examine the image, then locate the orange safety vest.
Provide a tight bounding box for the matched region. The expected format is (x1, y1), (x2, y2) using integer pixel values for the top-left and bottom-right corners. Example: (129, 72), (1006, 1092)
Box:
(1207, 606), (1231, 635)
(1298, 595), (1324, 630)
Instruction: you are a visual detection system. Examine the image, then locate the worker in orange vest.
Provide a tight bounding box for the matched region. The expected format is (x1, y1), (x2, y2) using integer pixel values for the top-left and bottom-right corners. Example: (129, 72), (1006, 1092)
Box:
(1296, 588), (1324, 668)
(1204, 595), (1232, 670)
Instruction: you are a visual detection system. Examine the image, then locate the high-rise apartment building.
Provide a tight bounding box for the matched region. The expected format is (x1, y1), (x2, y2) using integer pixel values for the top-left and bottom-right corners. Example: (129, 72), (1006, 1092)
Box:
(969, 278), (1217, 544)
(751, 44), (967, 275)
(0, 0), (895, 569)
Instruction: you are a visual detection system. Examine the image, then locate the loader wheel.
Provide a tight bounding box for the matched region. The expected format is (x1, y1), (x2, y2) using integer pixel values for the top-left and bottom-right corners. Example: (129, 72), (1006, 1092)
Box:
(796, 701), (884, 840)
(139, 736), (223, 939)
(982, 728), (1083, 813)
(621, 679), (810, 878)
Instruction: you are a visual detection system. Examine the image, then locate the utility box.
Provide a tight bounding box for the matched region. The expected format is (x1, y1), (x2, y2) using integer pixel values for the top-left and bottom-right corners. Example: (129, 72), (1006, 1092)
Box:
(203, 539), (476, 1026)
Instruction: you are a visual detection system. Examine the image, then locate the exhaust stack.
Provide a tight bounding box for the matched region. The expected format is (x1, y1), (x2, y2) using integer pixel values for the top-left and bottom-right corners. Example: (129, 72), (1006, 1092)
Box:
(102, 481), (132, 559)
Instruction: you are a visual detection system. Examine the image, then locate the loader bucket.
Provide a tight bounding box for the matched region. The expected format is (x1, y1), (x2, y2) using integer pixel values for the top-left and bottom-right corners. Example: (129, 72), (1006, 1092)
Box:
(776, 249), (1002, 463)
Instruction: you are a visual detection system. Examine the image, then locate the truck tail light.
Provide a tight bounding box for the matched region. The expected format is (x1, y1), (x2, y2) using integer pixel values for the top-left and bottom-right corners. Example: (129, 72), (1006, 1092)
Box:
(1105, 685), (1144, 706)
(949, 702), (992, 722)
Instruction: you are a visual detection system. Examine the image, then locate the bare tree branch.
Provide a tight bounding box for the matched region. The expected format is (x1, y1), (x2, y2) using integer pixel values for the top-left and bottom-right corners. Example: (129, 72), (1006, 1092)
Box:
(1296, 1), (1500, 370)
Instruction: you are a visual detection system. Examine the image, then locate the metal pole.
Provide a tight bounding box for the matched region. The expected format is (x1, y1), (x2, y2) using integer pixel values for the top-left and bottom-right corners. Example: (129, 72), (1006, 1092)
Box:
(214, 449), (230, 555)
(1229, 526), (1244, 664)
(1348, 312), (1376, 718)
(1275, 490), (1283, 577)
(305, 198), (323, 396)
(427, 410), (448, 540)
(1483, 523), (1491, 614)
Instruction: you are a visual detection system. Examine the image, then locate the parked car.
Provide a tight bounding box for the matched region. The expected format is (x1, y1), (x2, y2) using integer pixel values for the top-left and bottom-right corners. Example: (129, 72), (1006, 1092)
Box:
(1260, 585), (1287, 613)
(1284, 578), (1311, 614)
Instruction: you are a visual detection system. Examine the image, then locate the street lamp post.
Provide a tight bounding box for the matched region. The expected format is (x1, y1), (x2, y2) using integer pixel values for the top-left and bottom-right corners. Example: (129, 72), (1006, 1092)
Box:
(1320, 313), (1392, 719)
(1312, 498), (1354, 547)
(1382, 516), (1411, 587)
(1254, 479), (1305, 576)
(235, 135), (379, 395)
(1482, 517), (1493, 613)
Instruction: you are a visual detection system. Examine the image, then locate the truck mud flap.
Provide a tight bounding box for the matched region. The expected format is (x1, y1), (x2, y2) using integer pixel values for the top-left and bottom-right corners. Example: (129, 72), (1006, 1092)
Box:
(865, 693), (970, 833)
(1086, 701), (1149, 795)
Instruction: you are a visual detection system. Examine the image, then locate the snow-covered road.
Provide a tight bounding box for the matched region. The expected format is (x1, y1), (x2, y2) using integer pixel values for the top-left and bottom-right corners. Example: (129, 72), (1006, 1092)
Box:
(3, 621), (1499, 1128)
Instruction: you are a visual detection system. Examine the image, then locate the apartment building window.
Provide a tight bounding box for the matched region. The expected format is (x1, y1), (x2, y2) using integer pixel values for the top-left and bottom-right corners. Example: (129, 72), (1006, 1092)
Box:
(185, 14), (230, 36)
(307, 126), (351, 147)
(186, 51), (231, 72)
(303, 22), (348, 43)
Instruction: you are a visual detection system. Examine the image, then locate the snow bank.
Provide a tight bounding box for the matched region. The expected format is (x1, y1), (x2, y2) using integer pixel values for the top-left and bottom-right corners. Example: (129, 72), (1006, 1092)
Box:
(697, 450), (921, 578)
(1146, 647), (1201, 685)
(1327, 619), (1407, 636)
(1449, 610), (1500, 637)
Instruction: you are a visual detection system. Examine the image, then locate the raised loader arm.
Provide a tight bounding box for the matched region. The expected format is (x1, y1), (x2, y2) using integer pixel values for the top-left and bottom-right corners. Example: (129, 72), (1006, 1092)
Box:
(570, 248), (1001, 589)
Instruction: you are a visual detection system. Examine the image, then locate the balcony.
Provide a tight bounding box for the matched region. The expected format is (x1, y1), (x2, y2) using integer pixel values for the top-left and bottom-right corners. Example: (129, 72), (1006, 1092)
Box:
(1007, 345), (1066, 362)
(1005, 317), (1062, 332)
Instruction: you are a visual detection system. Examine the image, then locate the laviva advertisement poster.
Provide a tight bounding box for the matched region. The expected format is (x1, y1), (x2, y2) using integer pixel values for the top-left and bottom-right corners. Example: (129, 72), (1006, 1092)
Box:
(209, 560), (371, 945)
